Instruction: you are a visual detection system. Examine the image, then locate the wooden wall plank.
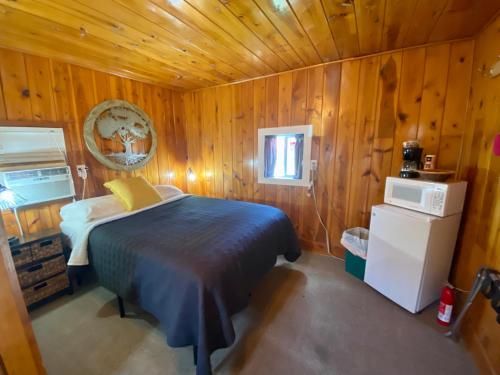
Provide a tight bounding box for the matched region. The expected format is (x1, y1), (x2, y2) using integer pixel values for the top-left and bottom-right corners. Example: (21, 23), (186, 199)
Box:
(416, 43), (450, 157)
(0, 49), (32, 120)
(24, 55), (56, 121)
(301, 66), (324, 242)
(217, 85), (234, 200)
(390, 47), (426, 176)
(289, 69), (308, 235)
(263, 76), (279, 206)
(253, 78), (266, 203)
(366, 52), (402, 214)
(438, 41), (474, 172)
(347, 56), (380, 229)
(329, 60), (360, 256)
(315, 63), (341, 246)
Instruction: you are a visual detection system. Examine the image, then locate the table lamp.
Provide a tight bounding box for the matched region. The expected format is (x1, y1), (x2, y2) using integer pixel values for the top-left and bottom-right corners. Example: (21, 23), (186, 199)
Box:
(0, 183), (26, 243)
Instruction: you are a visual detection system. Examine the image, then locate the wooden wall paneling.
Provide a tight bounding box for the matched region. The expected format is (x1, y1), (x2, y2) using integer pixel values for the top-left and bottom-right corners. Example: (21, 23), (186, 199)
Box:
(301, 66), (324, 243)
(0, 48), (186, 236)
(183, 91), (202, 195)
(49, 59), (83, 196)
(230, 83), (245, 201)
(211, 88), (224, 199)
(438, 40), (474, 172)
(92, 70), (116, 186)
(276, 73), (293, 216)
(321, 0), (359, 58)
(252, 78), (266, 203)
(0, 49), (32, 120)
(329, 59), (361, 256)
(0, 71), (6, 119)
(152, 87), (171, 186)
(201, 88), (216, 197)
(315, 63), (341, 246)
(263, 76), (279, 206)
(69, 65), (101, 197)
(178, 41), (475, 254)
(346, 56), (381, 229)
(105, 75), (128, 181)
(354, 0), (386, 55)
(288, 0), (339, 62)
(216, 85), (234, 200)
(289, 69), (308, 235)
(170, 91), (188, 192)
(366, 52), (403, 210)
(24, 55), (56, 121)
(416, 43), (450, 157)
(142, 84), (161, 186)
(241, 83), (255, 203)
(390, 47), (426, 176)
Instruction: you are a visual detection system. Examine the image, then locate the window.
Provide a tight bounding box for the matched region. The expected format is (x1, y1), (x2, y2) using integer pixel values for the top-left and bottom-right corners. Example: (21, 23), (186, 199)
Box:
(258, 125), (312, 187)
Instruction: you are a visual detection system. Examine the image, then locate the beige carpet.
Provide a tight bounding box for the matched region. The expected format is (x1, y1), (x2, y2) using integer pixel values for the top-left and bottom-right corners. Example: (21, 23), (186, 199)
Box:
(31, 252), (477, 375)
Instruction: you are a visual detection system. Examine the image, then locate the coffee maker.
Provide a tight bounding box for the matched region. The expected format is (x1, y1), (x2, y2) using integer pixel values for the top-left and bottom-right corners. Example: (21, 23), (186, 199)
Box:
(400, 140), (423, 178)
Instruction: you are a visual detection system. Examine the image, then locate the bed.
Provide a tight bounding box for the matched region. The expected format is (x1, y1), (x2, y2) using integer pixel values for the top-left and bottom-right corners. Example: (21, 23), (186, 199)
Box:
(61, 193), (301, 375)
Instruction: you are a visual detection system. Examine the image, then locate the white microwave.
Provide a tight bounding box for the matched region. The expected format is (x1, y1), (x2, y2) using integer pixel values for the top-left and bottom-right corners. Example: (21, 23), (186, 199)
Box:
(384, 177), (467, 217)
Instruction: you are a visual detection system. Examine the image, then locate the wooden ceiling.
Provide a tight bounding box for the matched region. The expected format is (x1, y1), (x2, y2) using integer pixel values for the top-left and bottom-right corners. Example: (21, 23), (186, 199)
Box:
(0, 0), (498, 90)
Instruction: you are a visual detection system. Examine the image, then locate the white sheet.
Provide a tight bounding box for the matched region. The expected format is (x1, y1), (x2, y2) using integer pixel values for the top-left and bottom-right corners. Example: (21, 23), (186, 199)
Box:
(61, 194), (190, 266)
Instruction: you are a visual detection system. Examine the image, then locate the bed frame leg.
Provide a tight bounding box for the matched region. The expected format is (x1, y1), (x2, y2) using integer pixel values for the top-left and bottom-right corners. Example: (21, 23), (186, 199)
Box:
(193, 345), (197, 366)
(117, 296), (125, 318)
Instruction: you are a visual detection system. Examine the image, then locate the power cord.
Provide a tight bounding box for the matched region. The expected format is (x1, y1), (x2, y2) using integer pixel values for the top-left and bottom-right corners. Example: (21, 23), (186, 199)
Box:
(309, 167), (344, 262)
(77, 165), (88, 200)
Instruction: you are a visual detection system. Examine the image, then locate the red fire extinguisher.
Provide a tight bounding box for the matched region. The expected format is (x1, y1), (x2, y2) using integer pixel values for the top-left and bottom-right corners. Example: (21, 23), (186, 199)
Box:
(437, 285), (455, 326)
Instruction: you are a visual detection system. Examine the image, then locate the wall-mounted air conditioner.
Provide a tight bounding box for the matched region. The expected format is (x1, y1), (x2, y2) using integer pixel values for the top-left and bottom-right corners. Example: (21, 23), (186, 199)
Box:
(0, 166), (75, 207)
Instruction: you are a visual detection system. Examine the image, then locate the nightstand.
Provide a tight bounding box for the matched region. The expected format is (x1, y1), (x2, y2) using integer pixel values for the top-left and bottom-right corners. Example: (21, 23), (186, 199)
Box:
(9, 229), (71, 308)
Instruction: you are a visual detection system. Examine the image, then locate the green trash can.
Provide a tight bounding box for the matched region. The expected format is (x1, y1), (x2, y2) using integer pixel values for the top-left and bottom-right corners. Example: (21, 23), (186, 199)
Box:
(341, 227), (369, 281)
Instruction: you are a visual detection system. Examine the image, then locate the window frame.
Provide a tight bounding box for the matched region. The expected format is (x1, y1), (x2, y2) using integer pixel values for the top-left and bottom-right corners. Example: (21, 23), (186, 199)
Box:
(257, 125), (312, 187)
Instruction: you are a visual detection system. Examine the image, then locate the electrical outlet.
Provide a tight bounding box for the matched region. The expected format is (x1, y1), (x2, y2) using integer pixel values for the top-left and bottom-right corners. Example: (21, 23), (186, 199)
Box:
(76, 165), (88, 179)
(311, 160), (318, 171)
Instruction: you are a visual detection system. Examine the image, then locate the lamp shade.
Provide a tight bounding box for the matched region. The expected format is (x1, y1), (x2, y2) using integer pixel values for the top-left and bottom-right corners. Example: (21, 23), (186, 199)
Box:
(0, 184), (26, 210)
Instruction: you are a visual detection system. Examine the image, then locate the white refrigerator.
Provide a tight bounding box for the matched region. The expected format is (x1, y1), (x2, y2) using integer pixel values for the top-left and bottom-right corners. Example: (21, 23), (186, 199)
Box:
(364, 204), (461, 313)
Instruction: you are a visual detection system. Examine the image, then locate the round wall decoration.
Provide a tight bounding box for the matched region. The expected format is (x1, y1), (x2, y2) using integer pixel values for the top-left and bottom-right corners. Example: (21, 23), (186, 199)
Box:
(84, 99), (157, 171)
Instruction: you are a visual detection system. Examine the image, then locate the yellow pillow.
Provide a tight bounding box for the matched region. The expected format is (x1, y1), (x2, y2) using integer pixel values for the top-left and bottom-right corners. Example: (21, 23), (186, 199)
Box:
(104, 176), (162, 211)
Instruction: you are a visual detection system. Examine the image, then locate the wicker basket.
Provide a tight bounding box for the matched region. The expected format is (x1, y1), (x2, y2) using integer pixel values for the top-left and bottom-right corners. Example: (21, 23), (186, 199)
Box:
(22, 273), (69, 306)
(17, 255), (67, 288)
(31, 237), (63, 261)
(11, 244), (32, 267)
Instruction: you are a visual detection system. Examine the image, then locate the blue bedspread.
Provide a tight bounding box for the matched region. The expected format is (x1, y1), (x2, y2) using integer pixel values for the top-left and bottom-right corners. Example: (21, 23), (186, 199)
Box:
(87, 196), (301, 374)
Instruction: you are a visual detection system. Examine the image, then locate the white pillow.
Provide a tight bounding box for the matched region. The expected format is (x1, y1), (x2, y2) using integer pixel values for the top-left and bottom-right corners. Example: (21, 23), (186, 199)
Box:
(155, 185), (183, 200)
(60, 194), (124, 223)
(60, 185), (183, 223)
